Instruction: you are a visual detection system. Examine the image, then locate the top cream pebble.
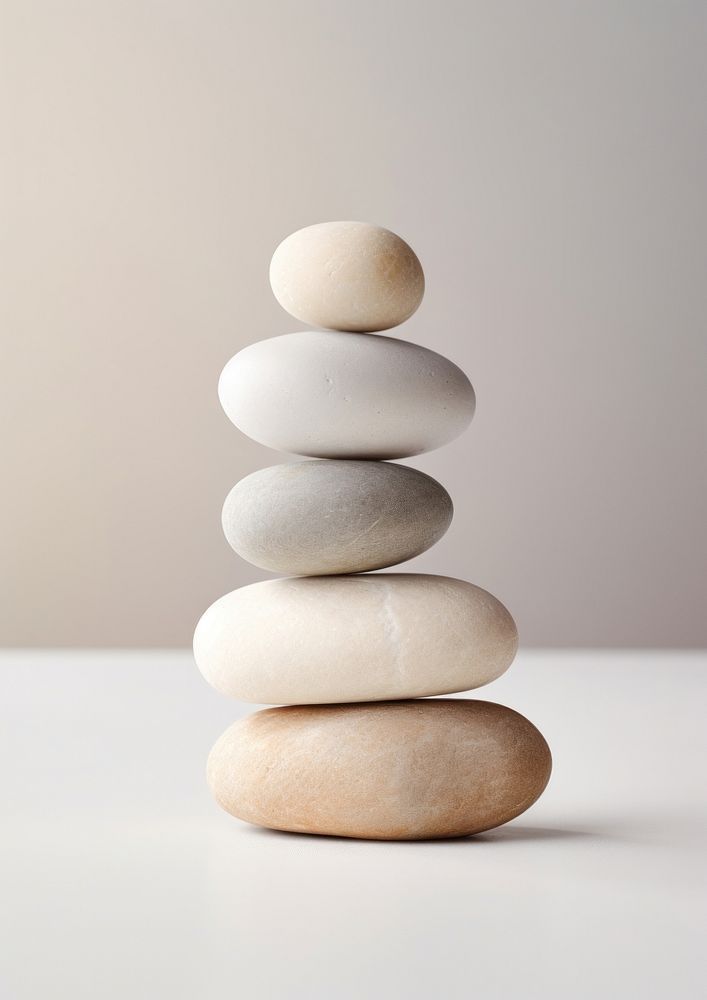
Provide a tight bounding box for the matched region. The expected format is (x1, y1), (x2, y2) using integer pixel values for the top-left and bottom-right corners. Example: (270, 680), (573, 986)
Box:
(269, 221), (425, 332)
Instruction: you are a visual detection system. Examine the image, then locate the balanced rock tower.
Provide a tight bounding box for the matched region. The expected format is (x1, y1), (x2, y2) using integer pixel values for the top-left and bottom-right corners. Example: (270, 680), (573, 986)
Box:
(195, 221), (551, 840)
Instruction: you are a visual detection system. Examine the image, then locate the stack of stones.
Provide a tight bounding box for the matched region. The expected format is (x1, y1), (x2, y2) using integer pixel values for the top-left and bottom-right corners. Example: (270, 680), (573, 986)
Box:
(195, 221), (551, 840)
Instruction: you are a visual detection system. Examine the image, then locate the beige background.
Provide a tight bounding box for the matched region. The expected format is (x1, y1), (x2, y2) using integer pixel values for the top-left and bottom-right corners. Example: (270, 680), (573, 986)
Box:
(2, 1), (705, 647)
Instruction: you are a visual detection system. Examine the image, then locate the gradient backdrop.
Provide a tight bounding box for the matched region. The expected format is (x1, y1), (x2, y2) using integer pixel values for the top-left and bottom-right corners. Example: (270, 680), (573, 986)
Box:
(2, 1), (705, 647)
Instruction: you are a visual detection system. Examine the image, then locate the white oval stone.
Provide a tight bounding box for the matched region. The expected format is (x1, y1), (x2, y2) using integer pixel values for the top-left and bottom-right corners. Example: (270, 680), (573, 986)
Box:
(222, 460), (453, 576)
(193, 574), (518, 704)
(208, 700), (552, 840)
(218, 331), (475, 459)
(269, 221), (424, 332)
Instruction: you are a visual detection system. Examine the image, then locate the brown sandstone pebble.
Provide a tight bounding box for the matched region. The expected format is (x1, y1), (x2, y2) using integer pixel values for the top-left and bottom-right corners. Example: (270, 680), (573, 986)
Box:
(207, 699), (551, 840)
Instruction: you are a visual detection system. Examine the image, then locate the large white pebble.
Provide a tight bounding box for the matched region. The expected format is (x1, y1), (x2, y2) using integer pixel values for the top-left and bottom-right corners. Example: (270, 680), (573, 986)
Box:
(269, 221), (424, 332)
(193, 574), (518, 704)
(218, 331), (475, 459)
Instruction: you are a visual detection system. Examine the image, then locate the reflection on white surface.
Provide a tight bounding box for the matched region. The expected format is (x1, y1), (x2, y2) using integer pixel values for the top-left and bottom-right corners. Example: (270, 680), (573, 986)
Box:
(1, 651), (704, 999)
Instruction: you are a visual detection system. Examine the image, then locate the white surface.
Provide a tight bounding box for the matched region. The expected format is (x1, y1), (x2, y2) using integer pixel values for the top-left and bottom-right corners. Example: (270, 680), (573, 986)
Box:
(1, 649), (705, 1000)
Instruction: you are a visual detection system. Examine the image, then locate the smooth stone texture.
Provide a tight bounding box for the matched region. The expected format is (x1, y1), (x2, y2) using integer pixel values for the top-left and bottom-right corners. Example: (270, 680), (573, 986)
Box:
(269, 221), (425, 332)
(193, 574), (518, 704)
(218, 331), (475, 459)
(208, 699), (552, 840)
(222, 460), (453, 576)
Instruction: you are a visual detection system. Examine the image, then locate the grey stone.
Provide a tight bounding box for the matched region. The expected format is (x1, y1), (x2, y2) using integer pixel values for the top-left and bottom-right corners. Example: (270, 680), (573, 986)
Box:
(222, 460), (453, 576)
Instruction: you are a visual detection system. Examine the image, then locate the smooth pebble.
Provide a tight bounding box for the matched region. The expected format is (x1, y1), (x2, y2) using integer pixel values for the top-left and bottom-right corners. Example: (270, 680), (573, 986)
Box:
(222, 460), (453, 576)
(269, 221), (424, 332)
(218, 331), (475, 459)
(193, 574), (518, 704)
(208, 699), (552, 840)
